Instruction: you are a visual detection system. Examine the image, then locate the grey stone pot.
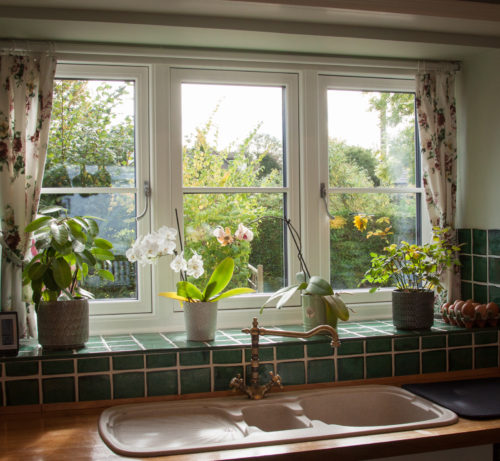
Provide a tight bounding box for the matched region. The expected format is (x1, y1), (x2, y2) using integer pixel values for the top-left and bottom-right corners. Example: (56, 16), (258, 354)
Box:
(37, 299), (89, 350)
(183, 301), (218, 341)
(392, 289), (435, 330)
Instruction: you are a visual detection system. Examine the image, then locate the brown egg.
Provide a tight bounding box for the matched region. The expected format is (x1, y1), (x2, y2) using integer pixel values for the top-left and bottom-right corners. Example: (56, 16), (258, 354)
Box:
(461, 301), (475, 320)
(449, 301), (464, 325)
(475, 304), (487, 327)
(486, 302), (499, 327)
(441, 302), (451, 323)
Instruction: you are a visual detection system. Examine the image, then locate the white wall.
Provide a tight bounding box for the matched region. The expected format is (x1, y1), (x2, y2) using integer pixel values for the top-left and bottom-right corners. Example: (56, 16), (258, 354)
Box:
(456, 49), (500, 229)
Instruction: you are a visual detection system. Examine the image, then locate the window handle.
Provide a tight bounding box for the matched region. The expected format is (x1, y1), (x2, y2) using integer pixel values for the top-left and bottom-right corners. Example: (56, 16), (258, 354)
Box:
(320, 182), (336, 220)
(135, 180), (152, 221)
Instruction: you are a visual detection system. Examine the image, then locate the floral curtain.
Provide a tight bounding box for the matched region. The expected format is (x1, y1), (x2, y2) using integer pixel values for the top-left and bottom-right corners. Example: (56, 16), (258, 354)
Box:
(0, 54), (56, 337)
(415, 69), (460, 301)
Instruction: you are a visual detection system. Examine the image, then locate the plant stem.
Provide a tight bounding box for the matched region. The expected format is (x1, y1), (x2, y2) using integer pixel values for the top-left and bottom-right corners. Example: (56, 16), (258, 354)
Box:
(174, 208), (187, 282)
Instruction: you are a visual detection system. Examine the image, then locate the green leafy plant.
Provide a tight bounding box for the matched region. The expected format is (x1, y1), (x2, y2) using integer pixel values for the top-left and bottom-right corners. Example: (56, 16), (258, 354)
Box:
(260, 217), (349, 323)
(22, 206), (115, 309)
(360, 227), (461, 293)
(159, 256), (254, 303)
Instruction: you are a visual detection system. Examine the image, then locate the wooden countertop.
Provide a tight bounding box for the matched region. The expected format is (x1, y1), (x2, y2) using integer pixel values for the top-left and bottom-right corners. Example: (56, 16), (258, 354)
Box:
(2, 405), (500, 461)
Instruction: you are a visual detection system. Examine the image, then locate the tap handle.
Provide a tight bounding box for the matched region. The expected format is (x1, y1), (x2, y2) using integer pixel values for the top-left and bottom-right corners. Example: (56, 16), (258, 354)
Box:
(269, 371), (283, 389)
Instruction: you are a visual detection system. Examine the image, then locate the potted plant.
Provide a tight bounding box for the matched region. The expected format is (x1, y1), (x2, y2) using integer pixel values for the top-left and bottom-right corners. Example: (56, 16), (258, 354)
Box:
(360, 226), (461, 330)
(126, 216), (255, 341)
(23, 206), (115, 349)
(260, 216), (349, 329)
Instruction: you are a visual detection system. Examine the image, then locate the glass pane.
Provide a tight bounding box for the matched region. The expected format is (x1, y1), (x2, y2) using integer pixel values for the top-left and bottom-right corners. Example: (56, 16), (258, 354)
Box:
(329, 193), (417, 290)
(182, 83), (284, 188)
(39, 193), (137, 299)
(183, 193), (285, 293)
(328, 90), (416, 188)
(44, 79), (135, 188)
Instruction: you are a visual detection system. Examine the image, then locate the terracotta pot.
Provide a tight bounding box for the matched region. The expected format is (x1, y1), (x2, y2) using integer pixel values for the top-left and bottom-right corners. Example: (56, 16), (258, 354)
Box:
(392, 289), (435, 330)
(183, 301), (218, 341)
(37, 299), (89, 349)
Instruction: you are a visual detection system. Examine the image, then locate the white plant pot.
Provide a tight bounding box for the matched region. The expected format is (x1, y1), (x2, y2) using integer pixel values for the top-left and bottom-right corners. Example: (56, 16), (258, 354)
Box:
(183, 301), (218, 341)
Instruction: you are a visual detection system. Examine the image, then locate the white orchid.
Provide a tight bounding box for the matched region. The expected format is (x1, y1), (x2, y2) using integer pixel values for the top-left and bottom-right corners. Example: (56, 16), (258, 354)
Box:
(234, 223), (254, 242)
(186, 252), (204, 279)
(170, 251), (188, 273)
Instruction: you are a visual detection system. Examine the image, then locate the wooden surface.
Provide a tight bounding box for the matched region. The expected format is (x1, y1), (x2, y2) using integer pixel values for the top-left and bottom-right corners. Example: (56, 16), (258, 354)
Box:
(2, 404), (500, 461)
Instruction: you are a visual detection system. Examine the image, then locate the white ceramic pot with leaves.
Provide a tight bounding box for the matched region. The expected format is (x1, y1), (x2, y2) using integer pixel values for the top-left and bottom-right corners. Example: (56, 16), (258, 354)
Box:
(23, 206), (115, 349)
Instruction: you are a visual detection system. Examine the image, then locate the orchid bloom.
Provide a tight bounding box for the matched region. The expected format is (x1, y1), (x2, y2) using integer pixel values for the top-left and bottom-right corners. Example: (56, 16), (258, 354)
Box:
(234, 223), (254, 242)
(213, 226), (234, 246)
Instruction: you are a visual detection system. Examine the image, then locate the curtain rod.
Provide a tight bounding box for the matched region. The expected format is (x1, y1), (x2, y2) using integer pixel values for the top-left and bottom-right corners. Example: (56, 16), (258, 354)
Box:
(0, 39), (460, 72)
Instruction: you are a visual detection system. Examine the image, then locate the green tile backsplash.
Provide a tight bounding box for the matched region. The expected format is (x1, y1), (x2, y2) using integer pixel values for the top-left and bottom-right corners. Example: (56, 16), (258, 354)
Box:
(1, 318), (498, 408)
(459, 228), (500, 303)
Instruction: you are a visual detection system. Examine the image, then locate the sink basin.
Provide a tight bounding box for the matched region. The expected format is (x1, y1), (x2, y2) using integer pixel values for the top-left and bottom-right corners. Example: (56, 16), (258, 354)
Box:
(99, 385), (458, 457)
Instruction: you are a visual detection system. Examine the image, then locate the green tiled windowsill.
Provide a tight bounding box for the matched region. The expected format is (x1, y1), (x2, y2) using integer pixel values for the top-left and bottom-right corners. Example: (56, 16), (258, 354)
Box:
(3, 318), (493, 361)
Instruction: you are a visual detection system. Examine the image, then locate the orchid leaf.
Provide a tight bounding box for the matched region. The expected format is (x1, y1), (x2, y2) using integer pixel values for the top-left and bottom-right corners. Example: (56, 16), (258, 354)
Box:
(211, 287), (255, 302)
(202, 257), (234, 300)
(305, 276), (333, 296)
(177, 281), (203, 301)
(159, 291), (189, 303)
(276, 284), (301, 309)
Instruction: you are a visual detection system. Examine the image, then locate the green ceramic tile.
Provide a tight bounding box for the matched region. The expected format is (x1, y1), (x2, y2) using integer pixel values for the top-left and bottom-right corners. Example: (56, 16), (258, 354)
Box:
(179, 351), (210, 366)
(394, 352), (420, 376)
(77, 357), (110, 373)
(6, 379), (39, 405)
(488, 230), (500, 256)
(473, 229), (487, 255)
(5, 360), (39, 376)
(213, 349), (242, 364)
(42, 377), (75, 403)
(306, 342), (335, 358)
(422, 350), (446, 374)
(474, 284), (488, 304)
(214, 366), (243, 391)
(276, 344), (304, 360)
(394, 337), (419, 351)
(460, 255), (472, 281)
(277, 361), (305, 385)
(78, 375), (111, 401)
(475, 346), (498, 369)
(337, 357), (364, 381)
(422, 335), (446, 349)
(180, 368), (211, 394)
(132, 334), (172, 349)
(475, 331), (498, 345)
(366, 337), (392, 353)
(245, 363), (275, 386)
(147, 370), (178, 396)
(473, 256), (488, 283)
(461, 282), (473, 301)
(113, 372), (145, 399)
(337, 340), (363, 356)
(112, 355), (144, 371)
(146, 352), (177, 369)
(366, 355), (392, 379)
(458, 228), (472, 254)
(307, 359), (334, 384)
(42, 359), (74, 375)
(489, 258), (500, 285)
(244, 346), (274, 362)
(448, 348), (473, 371)
(448, 333), (472, 347)
(489, 285), (500, 305)
(108, 344), (142, 352)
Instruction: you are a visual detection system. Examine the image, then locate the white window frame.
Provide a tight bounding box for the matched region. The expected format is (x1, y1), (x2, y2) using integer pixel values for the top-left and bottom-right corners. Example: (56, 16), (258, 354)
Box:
(42, 64), (152, 321)
(159, 67), (302, 328)
(316, 75), (430, 320)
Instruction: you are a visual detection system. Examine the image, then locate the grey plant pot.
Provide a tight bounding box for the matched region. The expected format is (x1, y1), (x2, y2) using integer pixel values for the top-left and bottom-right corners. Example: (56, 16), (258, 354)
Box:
(37, 299), (89, 350)
(392, 289), (435, 330)
(183, 301), (218, 341)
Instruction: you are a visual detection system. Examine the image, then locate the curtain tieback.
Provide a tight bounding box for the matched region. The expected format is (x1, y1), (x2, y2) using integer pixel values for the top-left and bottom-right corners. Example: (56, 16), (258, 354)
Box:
(0, 233), (26, 268)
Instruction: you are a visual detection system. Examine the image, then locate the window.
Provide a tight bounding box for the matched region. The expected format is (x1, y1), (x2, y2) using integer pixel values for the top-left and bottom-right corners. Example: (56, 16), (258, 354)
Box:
(318, 76), (427, 309)
(41, 65), (150, 316)
(169, 69), (300, 312)
(40, 55), (427, 333)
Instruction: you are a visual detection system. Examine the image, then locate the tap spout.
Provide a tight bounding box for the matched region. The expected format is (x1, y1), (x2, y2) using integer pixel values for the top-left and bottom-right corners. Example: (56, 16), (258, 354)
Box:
(232, 318), (340, 399)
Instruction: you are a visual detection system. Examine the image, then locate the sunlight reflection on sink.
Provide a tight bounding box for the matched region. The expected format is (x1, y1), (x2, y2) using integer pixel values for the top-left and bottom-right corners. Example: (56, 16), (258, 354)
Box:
(99, 385), (458, 457)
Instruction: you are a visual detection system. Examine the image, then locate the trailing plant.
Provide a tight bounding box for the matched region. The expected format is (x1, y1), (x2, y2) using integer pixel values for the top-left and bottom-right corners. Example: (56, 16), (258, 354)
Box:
(22, 206), (115, 310)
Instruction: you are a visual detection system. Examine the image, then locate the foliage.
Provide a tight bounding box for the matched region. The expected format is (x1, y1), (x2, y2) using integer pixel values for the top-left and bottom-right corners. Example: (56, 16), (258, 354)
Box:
(261, 217), (349, 326)
(22, 206), (115, 309)
(360, 227), (461, 293)
(160, 257), (254, 303)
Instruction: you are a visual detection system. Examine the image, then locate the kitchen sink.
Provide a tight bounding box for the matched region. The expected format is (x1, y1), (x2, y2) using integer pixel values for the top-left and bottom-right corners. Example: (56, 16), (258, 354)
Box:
(99, 385), (458, 457)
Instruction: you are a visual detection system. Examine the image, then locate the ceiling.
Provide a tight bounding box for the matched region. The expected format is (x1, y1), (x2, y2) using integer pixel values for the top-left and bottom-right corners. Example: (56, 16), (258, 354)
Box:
(1, 0), (500, 60)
